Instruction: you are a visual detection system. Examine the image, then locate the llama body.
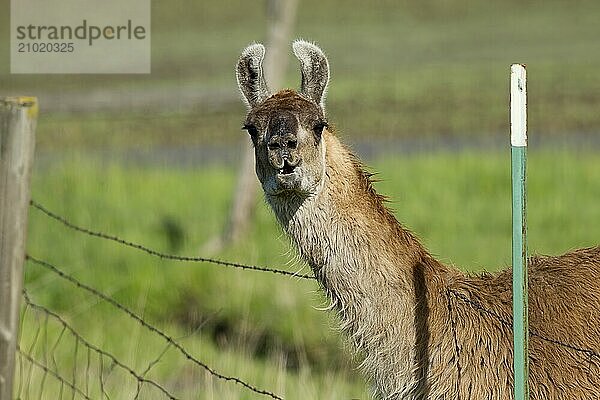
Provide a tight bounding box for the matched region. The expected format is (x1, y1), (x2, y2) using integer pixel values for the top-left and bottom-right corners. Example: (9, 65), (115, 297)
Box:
(236, 40), (600, 399)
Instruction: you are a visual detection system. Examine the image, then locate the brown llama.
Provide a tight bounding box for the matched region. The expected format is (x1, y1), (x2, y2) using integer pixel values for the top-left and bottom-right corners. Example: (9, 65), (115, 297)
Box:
(235, 40), (600, 399)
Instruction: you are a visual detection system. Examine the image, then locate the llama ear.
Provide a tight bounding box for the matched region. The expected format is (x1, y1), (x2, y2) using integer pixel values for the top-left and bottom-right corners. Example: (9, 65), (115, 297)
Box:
(292, 40), (330, 109)
(236, 43), (271, 108)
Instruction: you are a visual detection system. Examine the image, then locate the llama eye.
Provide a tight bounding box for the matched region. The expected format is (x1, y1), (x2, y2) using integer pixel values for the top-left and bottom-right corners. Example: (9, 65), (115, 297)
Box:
(313, 122), (327, 137)
(242, 124), (259, 137)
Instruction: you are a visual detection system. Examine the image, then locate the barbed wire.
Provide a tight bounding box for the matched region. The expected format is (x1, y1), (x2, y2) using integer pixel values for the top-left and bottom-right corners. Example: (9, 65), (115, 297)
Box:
(25, 254), (285, 400)
(447, 288), (600, 360)
(17, 346), (92, 400)
(22, 289), (179, 399)
(25, 201), (600, 397)
(30, 199), (315, 280)
(445, 289), (462, 400)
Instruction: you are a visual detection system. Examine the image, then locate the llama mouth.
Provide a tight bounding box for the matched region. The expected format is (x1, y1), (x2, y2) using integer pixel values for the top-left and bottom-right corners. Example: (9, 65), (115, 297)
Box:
(279, 165), (296, 175)
(278, 160), (299, 176)
(275, 166), (301, 191)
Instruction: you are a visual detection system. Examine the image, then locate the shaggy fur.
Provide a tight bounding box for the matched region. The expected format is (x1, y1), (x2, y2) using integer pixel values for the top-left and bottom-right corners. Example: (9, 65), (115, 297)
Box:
(236, 40), (600, 399)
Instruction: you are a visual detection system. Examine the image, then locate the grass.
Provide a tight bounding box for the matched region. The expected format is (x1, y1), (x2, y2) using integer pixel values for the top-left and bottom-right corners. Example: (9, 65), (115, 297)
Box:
(1, 0), (600, 149)
(19, 147), (600, 398)
(3, 0), (599, 396)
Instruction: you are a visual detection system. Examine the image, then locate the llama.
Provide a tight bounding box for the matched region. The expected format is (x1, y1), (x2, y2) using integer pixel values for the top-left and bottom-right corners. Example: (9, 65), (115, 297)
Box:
(235, 40), (600, 399)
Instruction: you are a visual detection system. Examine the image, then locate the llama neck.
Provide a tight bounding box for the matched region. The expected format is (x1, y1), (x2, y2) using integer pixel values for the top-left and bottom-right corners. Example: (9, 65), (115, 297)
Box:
(267, 133), (452, 397)
(268, 132), (438, 329)
(269, 132), (429, 294)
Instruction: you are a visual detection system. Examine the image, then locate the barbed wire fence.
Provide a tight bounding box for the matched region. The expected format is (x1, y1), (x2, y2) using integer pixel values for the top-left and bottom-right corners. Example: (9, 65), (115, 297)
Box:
(0, 97), (314, 399)
(446, 289), (600, 365)
(29, 200), (313, 281)
(16, 199), (319, 400)
(3, 98), (599, 400)
(17, 199), (600, 399)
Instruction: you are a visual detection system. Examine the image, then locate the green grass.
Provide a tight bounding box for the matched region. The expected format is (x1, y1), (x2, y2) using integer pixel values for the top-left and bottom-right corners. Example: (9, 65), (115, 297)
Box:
(4, 0), (600, 396)
(2, 0), (600, 150)
(19, 148), (600, 398)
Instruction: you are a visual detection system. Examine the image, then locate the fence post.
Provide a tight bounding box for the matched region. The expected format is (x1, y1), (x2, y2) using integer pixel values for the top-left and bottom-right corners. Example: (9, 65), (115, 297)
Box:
(0, 97), (37, 400)
(510, 65), (529, 399)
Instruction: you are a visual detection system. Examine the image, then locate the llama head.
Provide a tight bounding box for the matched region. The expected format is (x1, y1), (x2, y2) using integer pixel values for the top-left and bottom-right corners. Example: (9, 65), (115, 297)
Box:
(236, 40), (330, 198)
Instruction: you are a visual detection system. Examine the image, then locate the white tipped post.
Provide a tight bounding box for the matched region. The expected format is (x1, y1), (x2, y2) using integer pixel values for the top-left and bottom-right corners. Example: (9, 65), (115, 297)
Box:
(510, 64), (529, 400)
(511, 65), (527, 147)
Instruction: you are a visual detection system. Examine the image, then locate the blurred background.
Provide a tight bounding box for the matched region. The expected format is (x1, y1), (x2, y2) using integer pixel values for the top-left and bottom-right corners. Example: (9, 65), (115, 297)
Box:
(1, 0), (599, 398)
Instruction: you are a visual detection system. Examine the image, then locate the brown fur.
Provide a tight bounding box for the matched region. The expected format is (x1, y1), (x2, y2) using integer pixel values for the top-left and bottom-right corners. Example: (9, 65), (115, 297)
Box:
(236, 41), (600, 399)
(317, 132), (600, 399)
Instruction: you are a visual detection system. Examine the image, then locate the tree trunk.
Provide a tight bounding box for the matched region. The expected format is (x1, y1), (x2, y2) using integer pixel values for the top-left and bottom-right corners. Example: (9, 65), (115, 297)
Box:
(207, 0), (298, 251)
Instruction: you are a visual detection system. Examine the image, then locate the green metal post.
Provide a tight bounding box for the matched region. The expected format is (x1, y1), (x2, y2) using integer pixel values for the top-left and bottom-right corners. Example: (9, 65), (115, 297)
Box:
(510, 64), (529, 399)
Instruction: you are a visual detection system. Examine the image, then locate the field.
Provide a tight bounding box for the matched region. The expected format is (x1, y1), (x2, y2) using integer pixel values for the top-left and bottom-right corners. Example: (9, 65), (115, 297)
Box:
(1, 0), (600, 150)
(3, 0), (600, 398)
(18, 149), (600, 398)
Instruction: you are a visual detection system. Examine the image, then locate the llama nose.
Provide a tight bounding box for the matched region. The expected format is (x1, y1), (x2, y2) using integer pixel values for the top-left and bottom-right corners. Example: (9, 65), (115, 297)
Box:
(269, 149), (300, 173)
(284, 155), (300, 168)
(280, 157), (297, 174)
(268, 135), (297, 151)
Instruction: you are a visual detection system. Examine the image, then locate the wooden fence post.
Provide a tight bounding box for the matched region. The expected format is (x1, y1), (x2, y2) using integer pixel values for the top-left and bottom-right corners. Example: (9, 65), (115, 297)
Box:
(0, 97), (37, 400)
(208, 0), (298, 252)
